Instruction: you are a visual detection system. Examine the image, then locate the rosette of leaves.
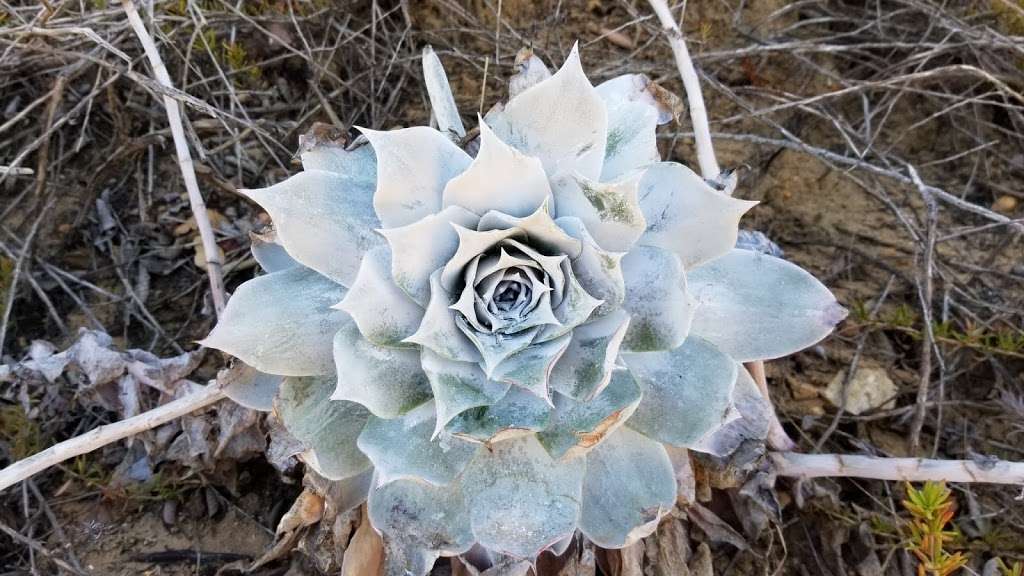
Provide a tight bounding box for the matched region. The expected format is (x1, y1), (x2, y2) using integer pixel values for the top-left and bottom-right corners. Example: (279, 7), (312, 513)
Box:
(204, 45), (846, 572)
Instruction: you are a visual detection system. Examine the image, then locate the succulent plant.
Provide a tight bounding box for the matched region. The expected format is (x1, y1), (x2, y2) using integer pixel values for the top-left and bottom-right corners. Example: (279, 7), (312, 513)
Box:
(203, 45), (846, 573)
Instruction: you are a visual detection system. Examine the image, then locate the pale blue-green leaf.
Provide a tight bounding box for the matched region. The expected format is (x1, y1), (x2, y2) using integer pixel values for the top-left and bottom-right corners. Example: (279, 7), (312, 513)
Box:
(557, 216), (626, 318)
(476, 199), (581, 258)
(457, 322), (540, 378)
(201, 267), (348, 376)
(537, 259), (603, 342)
(619, 245), (695, 352)
(637, 162), (757, 269)
(358, 402), (480, 485)
(422, 45), (466, 140)
(360, 126), (472, 228)
(548, 309), (630, 401)
(538, 369), (641, 460)
(249, 227), (298, 273)
(242, 170), (381, 286)
(596, 74), (678, 125)
(421, 349), (510, 436)
(447, 386), (551, 444)
(509, 49), (551, 100)
(552, 173), (645, 253)
(276, 375), (371, 479)
(441, 225), (525, 292)
(600, 101), (659, 182)
(331, 322), (432, 417)
(336, 246), (423, 348)
(489, 44), (607, 184)
(222, 362), (281, 412)
(490, 333), (572, 401)
(689, 363), (770, 456)
(405, 271), (483, 364)
(622, 336), (737, 447)
(461, 435), (585, 559)
(379, 206), (480, 306)
(369, 476), (474, 575)
(443, 121), (551, 218)
(687, 249), (848, 361)
(300, 138), (377, 188)
(579, 426), (676, 548)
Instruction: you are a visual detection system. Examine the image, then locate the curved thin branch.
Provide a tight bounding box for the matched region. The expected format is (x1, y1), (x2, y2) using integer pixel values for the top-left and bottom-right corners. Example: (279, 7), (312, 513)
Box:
(772, 452), (1024, 485)
(0, 385), (226, 492)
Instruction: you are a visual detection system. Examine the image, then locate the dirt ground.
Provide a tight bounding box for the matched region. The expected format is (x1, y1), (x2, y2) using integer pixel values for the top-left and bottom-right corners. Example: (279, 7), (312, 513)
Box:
(2, 0), (1023, 574)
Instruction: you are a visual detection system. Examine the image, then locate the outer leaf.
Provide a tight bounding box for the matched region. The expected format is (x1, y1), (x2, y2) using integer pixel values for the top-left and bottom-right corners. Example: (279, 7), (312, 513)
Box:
(242, 170), (381, 286)
(221, 362), (281, 412)
(557, 216), (626, 318)
(379, 206), (480, 306)
(689, 363), (771, 456)
(579, 426), (676, 548)
(422, 45), (466, 139)
(596, 74), (680, 125)
(461, 435), (585, 559)
(360, 126), (472, 228)
(332, 322), (432, 417)
(552, 173), (645, 254)
(201, 267), (348, 376)
(276, 375), (371, 480)
(538, 368), (642, 460)
(508, 48), (551, 100)
(405, 271), (483, 364)
(357, 402), (480, 486)
(421, 349), (510, 436)
(369, 477), (475, 576)
(337, 246), (423, 347)
(600, 101), (660, 182)
(619, 245), (696, 352)
(489, 44), (607, 184)
(443, 122), (551, 218)
(548, 309), (630, 401)
(687, 249), (848, 361)
(637, 162), (757, 269)
(249, 227), (298, 273)
(622, 336), (737, 447)
(300, 138), (377, 188)
(447, 386), (551, 443)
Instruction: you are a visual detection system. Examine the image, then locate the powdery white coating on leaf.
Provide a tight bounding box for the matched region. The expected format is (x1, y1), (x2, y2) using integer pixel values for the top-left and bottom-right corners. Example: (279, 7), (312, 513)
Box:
(622, 335), (737, 447)
(618, 245), (696, 352)
(337, 246), (424, 348)
(447, 386), (552, 443)
(552, 172), (646, 254)
(687, 249), (848, 362)
(276, 375), (371, 480)
(368, 476), (475, 575)
(441, 225), (525, 292)
(405, 271), (483, 364)
(443, 122), (552, 218)
(242, 170), (382, 287)
(636, 162), (757, 269)
(595, 74), (677, 125)
(201, 267), (349, 376)
(689, 363), (771, 456)
(222, 363), (281, 412)
(489, 44), (608, 185)
(557, 216), (626, 318)
(548, 309), (630, 401)
(489, 332), (572, 401)
(420, 349), (510, 436)
(360, 126), (472, 228)
(599, 101), (660, 183)
(300, 139), (377, 188)
(249, 227), (298, 273)
(422, 45), (466, 140)
(357, 403), (480, 486)
(508, 49), (551, 100)
(579, 426), (676, 548)
(379, 206), (480, 306)
(538, 368), (642, 460)
(476, 199), (582, 259)
(331, 322), (433, 417)
(461, 435), (585, 558)
(537, 258), (604, 342)
(457, 323), (540, 378)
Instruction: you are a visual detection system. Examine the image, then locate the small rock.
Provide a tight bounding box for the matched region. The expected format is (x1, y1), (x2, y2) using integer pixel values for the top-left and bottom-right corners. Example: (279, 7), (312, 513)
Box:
(823, 367), (897, 415)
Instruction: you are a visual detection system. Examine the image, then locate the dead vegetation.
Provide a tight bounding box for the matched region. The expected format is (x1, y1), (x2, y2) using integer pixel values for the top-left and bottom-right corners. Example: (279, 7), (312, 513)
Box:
(1, 0), (1023, 574)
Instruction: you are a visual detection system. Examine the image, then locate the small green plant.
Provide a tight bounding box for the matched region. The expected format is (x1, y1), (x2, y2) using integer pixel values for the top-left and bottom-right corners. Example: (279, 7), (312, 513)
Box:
(0, 405), (43, 459)
(902, 481), (969, 576)
(996, 559), (1023, 576)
